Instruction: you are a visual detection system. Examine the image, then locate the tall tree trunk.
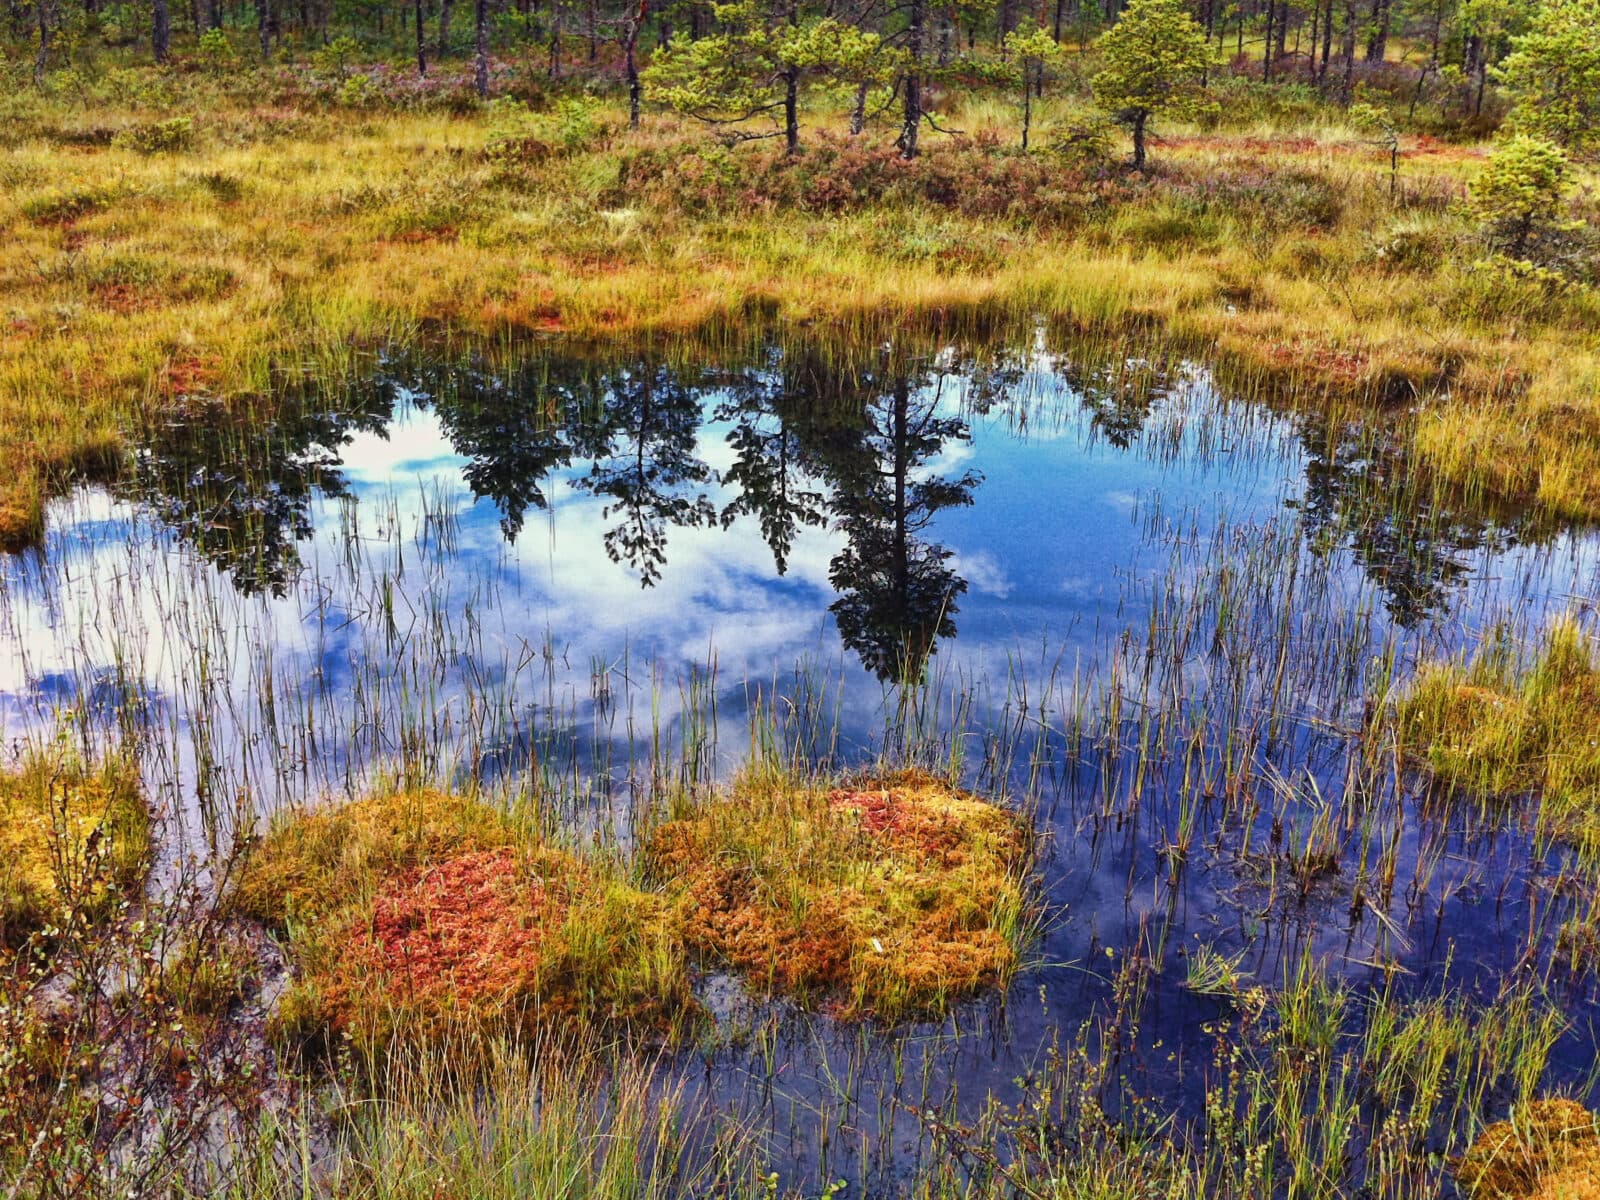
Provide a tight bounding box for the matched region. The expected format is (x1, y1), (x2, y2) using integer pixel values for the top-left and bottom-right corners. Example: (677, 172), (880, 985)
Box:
(783, 66), (800, 153)
(850, 79), (868, 134)
(1131, 108), (1147, 169)
(1263, 0), (1275, 79)
(1020, 64), (1032, 149)
(623, 0), (646, 128)
(34, 0), (57, 85)
(153, 0), (170, 60)
(257, 0), (270, 58)
(1340, 0), (1357, 101)
(474, 0), (488, 96)
(437, 0), (452, 56)
(1364, 0), (1389, 61)
(898, 0), (924, 158)
(415, 0), (426, 73)
(1317, 0), (1333, 80)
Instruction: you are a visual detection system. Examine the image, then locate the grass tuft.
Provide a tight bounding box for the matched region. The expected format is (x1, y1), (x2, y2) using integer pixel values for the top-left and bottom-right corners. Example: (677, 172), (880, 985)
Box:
(1399, 616), (1600, 855)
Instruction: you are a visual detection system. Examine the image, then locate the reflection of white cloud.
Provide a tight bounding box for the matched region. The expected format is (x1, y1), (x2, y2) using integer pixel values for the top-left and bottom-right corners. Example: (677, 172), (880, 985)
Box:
(9, 384), (1599, 836)
(1059, 575), (1105, 602)
(953, 550), (1012, 599)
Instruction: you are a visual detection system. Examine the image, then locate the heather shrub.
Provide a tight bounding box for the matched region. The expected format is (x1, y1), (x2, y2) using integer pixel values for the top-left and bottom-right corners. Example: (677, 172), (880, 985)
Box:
(111, 115), (195, 153)
(1368, 217), (1458, 272)
(613, 132), (1108, 225)
(1166, 163), (1345, 231)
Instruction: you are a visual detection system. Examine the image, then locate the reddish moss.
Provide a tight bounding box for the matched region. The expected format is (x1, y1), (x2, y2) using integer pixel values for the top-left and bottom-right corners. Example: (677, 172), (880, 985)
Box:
(649, 769), (1031, 1020)
(331, 848), (556, 1018)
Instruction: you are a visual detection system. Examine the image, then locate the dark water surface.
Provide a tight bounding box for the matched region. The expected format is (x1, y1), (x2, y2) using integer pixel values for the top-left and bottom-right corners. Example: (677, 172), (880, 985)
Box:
(3, 334), (1599, 1191)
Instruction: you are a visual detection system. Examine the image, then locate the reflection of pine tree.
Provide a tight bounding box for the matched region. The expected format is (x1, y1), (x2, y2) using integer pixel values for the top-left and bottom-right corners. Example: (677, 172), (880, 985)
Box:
(1291, 417), (1549, 626)
(818, 373), (980, 684)
(426, 357), (589, 539)
(714, 357), (831, 576)
(568, 366), (718, 588)
(712, 350), (983, 682)
(129, 387), (393, 596)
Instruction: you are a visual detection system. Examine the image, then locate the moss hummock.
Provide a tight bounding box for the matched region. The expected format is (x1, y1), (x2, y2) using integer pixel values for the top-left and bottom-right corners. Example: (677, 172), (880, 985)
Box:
(235, 771), (1034, 1051)
(647, 768), (1032, 1021)
(1456, 1098), (1600, 1200)
(234, 789), (689, 1052)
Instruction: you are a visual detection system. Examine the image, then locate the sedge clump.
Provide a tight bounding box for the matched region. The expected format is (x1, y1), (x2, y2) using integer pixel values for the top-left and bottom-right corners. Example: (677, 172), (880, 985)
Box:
(1399, 616), (1600, 857)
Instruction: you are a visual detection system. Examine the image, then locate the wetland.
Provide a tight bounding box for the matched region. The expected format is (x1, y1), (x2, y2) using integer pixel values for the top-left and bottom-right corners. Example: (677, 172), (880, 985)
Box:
(7, 328), (1600, 1197)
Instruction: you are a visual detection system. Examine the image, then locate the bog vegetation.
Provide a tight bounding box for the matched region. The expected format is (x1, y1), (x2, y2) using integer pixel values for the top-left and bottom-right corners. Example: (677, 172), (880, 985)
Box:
(4, 0), (1600, 1193)
(0, 0), (1598, 548)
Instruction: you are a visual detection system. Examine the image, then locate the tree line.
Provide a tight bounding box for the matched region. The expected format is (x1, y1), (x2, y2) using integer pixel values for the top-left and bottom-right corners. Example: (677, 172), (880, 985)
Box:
(9, 0), (1599, 159)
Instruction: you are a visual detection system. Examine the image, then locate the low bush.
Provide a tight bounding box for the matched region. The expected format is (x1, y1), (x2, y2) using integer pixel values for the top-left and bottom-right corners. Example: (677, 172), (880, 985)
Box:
(110, 115), (195, 153)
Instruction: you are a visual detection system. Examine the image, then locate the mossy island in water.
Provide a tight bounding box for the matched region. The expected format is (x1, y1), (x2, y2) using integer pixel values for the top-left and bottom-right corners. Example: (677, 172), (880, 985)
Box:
(232, 769), (1034, 1054)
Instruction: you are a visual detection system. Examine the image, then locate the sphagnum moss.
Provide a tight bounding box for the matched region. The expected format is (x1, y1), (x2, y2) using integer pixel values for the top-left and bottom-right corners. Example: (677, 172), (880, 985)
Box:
(234, 770), (1034, 1052)
(646, 767), (1034, 1020)
(0, 748), (151, 942)
(233, 788), (693, 1053)
(1456, 1098), (1600, 1200)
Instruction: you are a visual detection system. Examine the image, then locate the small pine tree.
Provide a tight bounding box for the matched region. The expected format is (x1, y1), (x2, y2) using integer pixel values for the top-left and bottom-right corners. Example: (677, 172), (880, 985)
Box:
(643, 2), (885, 154)
(1470, 135), (1572, 257)
(1002, 25), (1066, 150)
(1494, 0), (1600, 156)
(1090, 0), (1211, 170)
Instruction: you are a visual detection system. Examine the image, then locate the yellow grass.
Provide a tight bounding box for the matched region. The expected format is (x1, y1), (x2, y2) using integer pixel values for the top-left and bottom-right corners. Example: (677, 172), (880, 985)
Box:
(2, 83), (1597, 548)
(0, 748), (150, 940)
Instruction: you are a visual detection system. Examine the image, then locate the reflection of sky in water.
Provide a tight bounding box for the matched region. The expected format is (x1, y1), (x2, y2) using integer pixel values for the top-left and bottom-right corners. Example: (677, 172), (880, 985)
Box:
(5, 347), (1600, 1189)
(1, 354), (1597, 819)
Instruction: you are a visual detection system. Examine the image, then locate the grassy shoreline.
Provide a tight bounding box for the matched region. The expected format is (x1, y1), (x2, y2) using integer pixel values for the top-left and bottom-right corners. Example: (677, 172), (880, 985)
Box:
(3, 77), (1599, 551)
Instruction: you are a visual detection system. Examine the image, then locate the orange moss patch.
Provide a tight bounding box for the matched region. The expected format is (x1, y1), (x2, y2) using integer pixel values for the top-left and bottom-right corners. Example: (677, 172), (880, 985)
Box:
(338, 849), (555, 1012)
(157, 354), (223, 397)
(1263, 336), (1372, 387)
(648, 769), (1031, 1020)
(236, 790), (690, 1051)
(1456, 1099), (1600, 1199)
